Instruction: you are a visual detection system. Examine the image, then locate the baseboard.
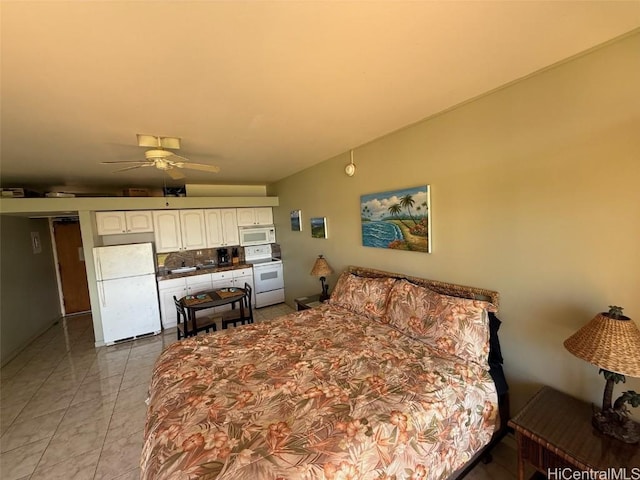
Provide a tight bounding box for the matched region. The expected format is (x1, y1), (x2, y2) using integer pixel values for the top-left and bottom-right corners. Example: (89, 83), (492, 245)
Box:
(1, 316), (61, 367)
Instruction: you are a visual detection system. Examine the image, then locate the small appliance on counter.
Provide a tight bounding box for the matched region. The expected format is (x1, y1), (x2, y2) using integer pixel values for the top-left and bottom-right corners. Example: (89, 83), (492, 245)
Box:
(217, 248), (230, 265)
(93, 242), (161, 344)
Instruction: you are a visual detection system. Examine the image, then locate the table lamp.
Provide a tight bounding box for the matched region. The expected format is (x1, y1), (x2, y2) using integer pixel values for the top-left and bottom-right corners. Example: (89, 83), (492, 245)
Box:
(564, 306), (640, 444)
(310, 255), (333, 302)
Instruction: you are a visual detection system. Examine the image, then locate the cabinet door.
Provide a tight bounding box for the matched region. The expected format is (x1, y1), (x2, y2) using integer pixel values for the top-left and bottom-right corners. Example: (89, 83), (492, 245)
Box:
(221, 209), (239, 245)
(96, 211), (127, 235)
(158, 282), (187, 328)
(186, 274), (213, 319)
(236, 208), (273, 226)
(236, 208), (256, 226)
(186, 274), (212, 295)
(180, 210), (207, 251)
(204, 209), (224, 248)
(232, 268), (254, 305)
(125, 211), (154, 233)
(254, 208), (273, 225)
(153, 211), (182, 253)
(211, 278), (233, 314)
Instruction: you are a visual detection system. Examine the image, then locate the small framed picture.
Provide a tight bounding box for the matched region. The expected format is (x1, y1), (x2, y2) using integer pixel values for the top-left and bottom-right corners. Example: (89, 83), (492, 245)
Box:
(310, 217), (328, 239)
(290, 210), (302, 231)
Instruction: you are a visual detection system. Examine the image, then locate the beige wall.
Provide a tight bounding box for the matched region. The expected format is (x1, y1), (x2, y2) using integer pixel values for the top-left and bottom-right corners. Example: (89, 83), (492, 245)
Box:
(272, 32), (640, 417)
(0, 216), (61, 364)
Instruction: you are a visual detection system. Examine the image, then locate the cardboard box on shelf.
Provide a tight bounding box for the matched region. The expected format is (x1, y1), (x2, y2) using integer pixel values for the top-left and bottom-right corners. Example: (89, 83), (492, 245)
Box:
(1, 188), (25, 197)
(123, 188), (150, 197)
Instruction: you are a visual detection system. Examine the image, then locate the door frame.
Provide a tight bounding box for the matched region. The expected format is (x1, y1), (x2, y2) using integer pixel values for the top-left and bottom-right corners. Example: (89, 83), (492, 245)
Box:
(49, 217), (91, 316)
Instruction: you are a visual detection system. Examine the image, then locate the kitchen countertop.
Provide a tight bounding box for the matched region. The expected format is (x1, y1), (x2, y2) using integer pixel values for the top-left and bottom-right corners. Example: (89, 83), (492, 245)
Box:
(156, 262), (252, 281)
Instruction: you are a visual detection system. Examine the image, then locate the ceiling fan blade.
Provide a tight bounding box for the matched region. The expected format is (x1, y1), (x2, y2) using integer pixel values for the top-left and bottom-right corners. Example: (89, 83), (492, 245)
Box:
(112, 165), (149, 173)
(166, 168), (186, 180)
(176, 162), (221, 173)
(101, 160), (150, 165)
(167, 153), (190, 162)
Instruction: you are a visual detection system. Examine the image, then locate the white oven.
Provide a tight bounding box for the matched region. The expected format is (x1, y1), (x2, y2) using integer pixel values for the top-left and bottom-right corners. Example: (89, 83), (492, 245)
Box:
(239, 225), (276, 247)
(245, 244), (284, 308)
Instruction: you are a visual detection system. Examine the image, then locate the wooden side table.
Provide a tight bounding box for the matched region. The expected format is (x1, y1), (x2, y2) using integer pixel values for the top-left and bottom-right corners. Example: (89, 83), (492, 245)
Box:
(294, 294), (323, 311)
(508, 386), (640, 480)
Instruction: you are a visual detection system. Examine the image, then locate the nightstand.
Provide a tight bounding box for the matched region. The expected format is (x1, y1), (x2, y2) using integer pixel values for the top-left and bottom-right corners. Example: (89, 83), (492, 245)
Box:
(508, 386), (640, 480)
(294, 294), (323, 311)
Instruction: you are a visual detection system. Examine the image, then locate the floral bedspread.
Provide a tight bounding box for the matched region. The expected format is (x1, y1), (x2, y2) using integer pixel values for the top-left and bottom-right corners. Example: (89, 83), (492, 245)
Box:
(141, 304), (498, 480)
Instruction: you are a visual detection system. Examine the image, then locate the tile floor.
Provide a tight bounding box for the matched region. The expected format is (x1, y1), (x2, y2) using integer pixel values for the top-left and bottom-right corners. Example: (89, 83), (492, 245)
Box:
(1, 303), (519, 480)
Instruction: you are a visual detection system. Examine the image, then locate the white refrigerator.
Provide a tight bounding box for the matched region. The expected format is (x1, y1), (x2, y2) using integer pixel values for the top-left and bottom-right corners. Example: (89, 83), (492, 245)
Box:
(93, 242), (161, 345)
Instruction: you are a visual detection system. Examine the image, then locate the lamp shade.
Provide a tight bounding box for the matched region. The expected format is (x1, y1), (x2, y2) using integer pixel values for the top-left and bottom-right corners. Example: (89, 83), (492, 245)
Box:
(564, 312), (640, 377)
(310, 255), (333, 277)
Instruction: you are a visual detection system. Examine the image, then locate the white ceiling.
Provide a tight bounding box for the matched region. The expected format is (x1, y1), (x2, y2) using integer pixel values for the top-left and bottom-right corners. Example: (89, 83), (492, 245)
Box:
(2, 1), (639, 192)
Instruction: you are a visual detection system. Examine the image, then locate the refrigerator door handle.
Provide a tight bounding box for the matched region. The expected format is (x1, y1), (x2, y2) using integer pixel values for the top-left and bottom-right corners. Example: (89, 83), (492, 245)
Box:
(99, 282), (107, 308)
(96, 254), (103, 281)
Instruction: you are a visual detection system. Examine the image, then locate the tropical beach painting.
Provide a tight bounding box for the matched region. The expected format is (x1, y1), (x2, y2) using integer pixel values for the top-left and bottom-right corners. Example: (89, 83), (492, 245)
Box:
(361, 185), (431, 252)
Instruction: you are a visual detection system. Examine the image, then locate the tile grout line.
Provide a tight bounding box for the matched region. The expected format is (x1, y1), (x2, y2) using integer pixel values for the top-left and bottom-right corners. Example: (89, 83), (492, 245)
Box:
(20, 317), (102, 478)
(90, 341), (136, 480)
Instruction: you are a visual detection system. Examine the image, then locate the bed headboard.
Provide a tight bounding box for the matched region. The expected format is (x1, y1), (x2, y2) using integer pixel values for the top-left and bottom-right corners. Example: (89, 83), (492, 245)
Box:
(346, 266), (500, 308)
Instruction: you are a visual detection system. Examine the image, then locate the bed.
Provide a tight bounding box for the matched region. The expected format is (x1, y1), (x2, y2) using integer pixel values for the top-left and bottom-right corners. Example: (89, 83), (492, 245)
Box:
(141, 266), (509, 480)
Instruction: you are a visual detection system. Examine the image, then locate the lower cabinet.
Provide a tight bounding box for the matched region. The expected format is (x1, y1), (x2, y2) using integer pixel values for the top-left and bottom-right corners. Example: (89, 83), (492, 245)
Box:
(185, 275), (212, 320)
(157, 277), (187, 329)
(157, 267), (255, 329)
(232, 267), (254, 305)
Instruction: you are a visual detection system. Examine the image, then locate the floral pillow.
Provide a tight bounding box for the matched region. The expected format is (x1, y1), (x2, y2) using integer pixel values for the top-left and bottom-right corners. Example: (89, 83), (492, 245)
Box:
(383, 279), (497, 367)
(329, 273), (397, 320)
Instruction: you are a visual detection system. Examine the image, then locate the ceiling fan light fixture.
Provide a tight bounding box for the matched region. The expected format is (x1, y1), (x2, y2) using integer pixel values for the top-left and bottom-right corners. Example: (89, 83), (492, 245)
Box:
(154, 159), (171, 170)
(137, 134), (181, 150)
(145, 149), (173, 160)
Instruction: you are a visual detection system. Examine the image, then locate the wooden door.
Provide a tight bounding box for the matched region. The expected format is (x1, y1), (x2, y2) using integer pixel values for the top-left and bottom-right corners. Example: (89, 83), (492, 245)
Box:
(53, 220), (91, 314)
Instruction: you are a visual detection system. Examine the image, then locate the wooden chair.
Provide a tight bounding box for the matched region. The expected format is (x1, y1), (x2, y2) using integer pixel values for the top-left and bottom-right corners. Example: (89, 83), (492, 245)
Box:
(221, 283), (253, 329)
(174, 295), (219, 340)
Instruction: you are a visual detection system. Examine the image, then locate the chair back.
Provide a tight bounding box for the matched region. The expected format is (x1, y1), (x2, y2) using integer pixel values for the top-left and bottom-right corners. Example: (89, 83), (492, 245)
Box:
(243, 282), (253, 323)
(174, 296), (190, 339)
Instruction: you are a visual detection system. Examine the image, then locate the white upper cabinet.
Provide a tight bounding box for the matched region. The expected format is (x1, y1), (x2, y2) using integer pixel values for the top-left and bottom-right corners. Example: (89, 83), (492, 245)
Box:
(205, 208), (239, 247)
(220, 209), (240, 245)
(154, 209), (207, 253)
(204, 209), (223, 247)
(236, 207), (273, 226)
(124, 211), (154, 233)
(96, 210), (153, 235)
(153, 211), (182, 253)
(179, 209), (207, 251)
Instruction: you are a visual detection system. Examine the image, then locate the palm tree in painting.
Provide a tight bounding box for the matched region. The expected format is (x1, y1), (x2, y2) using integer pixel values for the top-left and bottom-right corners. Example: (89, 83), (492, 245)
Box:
(400, 194), (418, 223)
(388, 203), (411, 229)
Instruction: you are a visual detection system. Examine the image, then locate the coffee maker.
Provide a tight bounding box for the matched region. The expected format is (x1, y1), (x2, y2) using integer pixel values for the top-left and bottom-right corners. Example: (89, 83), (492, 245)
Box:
(217, 248), (230, 265)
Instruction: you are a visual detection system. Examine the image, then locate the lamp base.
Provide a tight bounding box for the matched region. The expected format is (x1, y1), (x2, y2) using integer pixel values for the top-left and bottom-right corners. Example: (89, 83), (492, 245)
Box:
(319, 283), (330, 302)
(592, 409), (640, 444)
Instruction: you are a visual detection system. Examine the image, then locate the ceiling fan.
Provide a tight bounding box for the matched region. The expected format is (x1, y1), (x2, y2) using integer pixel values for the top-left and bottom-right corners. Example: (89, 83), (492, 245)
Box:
(102, 134), (220, 180)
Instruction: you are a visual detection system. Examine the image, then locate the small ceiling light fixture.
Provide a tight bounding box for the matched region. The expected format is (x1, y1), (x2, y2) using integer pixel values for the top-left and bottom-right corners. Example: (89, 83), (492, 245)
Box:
(345, 150), (356, 177)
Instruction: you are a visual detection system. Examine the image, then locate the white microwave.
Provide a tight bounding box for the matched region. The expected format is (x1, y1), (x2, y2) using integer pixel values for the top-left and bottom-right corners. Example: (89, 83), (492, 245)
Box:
(239, 225), (276, 246)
